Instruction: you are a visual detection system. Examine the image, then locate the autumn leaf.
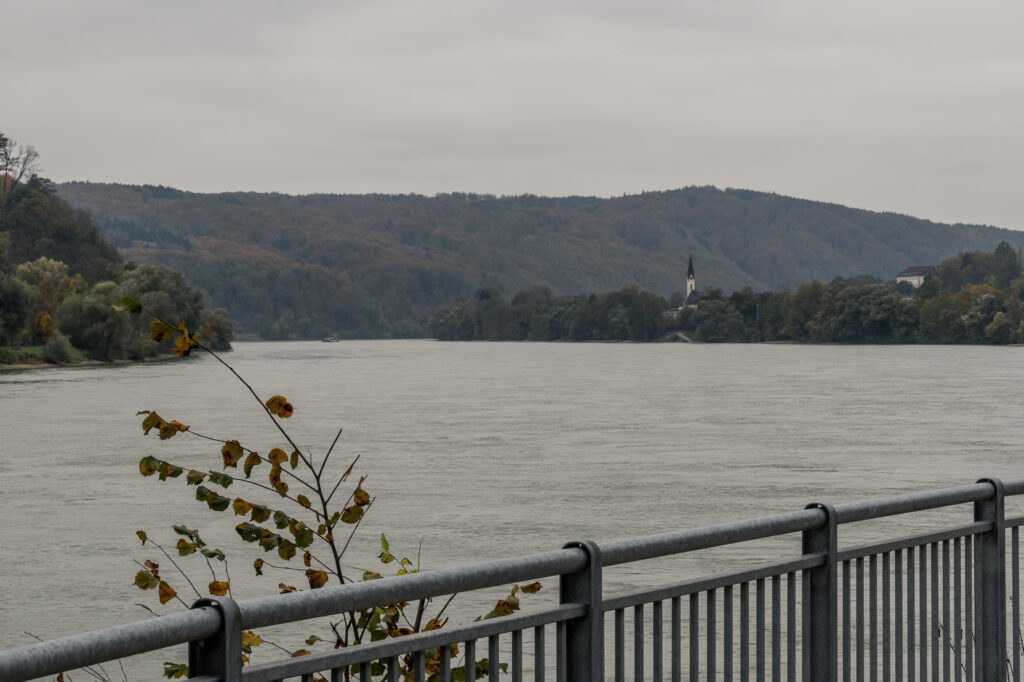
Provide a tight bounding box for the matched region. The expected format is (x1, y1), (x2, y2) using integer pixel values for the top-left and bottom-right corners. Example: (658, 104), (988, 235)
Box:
(141, 411), (165, 435)
(232, 498), (253, 516)
(291, 649), (312, 658)
(296, 494), (312, 509)
(150, 319), (174, 342)
(221, 441), (244, 468)
(340, 504), (363, 524)
(186, 470), (206, 485)
(279, 583), (297, 593)
(289, 450), (300, 469)
(173, 332), (199, 357)
(305, 569), (329, 589)
(243, 451), (261, 478)
(159, 420), (189, 440)
(520, 581), (543, 594)
(353, 479), (370, 506)
(303, 551), (312, 567)
(241, 631), (263, 647)
(158, 581), (177, 604)
(253, 559), (264, 576)
(136, 530), (148, 545)
(133, 570), (159, 590)
(139, 456), (160, 476)
(267, 448), (288, 465)
(208, 581), (229, 596)
(265, 395), (294, 418)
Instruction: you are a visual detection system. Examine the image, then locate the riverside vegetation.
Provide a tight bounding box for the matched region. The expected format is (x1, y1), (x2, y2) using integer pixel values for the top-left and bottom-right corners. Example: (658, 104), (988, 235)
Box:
(429, 242), (1024, 344)
(0, 132), (232, 365)
(117, 298), (537, 681)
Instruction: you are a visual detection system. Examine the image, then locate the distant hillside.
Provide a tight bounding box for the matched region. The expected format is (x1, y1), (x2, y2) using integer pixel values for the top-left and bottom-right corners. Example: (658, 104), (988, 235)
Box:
(57, 183), (1021, 339)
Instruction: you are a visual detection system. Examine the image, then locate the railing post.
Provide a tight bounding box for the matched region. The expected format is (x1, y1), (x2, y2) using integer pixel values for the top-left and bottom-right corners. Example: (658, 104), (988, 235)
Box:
(802, 502), (838, 682)
(561, 540), (603, 682)
(188, 597), (242, 681)
(974, 477), (1006, 682)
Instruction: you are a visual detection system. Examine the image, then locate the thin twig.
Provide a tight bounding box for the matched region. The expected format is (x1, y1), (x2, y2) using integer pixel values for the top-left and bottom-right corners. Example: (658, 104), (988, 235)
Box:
(318, 427), (345, 479)
(337, 497), (375, 559)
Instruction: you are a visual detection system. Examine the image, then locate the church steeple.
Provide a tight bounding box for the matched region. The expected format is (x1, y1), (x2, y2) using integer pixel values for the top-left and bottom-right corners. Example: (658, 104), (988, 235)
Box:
(686, 252), (695, 298)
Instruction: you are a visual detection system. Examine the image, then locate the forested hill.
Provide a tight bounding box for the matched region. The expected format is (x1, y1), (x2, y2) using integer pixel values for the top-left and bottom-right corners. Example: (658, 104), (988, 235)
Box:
(57, 182), (1020, 339)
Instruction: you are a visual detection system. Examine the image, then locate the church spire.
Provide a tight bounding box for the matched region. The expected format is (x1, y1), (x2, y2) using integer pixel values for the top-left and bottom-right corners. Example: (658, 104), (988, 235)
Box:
(686, 252), (695, 299)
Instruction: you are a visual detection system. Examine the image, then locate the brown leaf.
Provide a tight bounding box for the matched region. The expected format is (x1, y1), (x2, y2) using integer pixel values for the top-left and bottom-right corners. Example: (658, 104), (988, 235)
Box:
(222, 440), (244, 468)
(232, 498), (253, 516)
(520, 581), (543, 594)
(265, 395), (294, 418)
(158, 581), (177, 604)
(253, 559), (264, 576)
(267, 448), (288, 465)
(303, 551), (312, 567)
(291, 649), (312, 658)
(305, 569), (329, 589)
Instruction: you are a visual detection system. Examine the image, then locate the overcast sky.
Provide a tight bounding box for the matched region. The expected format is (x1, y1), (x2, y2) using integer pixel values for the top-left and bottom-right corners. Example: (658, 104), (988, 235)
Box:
(7, 1), (1023, 229)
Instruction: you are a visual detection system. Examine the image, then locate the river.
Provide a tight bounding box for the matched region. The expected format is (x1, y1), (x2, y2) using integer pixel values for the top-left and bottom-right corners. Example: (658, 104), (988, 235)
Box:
(1, 341), (1022, 675)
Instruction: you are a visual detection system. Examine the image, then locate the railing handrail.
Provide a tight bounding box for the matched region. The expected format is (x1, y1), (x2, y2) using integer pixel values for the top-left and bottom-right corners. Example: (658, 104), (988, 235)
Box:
(3, 477), (1023, 681)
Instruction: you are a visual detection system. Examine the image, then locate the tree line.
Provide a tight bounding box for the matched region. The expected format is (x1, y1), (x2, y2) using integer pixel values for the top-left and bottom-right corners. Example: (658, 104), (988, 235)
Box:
(429, 242), (1024, 345)
(0, 132), (232, 364)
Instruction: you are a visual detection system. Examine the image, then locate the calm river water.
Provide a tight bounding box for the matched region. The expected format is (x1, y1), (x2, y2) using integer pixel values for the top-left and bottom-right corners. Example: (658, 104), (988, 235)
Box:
(2, 341), (1022, 674)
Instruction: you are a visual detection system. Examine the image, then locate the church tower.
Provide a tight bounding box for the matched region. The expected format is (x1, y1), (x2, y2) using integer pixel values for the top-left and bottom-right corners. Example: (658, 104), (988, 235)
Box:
(686, 253), (696, 299)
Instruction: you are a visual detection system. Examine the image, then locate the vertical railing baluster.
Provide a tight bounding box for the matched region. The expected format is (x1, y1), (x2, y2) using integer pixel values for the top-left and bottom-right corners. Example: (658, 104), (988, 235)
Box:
(414, 650), (425, 682)
(673, 596), (682, 682)
(844, 560), (852, 682)
(742, 581), (750, 682)
(489, 635), (499, 682)
(388, 655), (399, 682)
(615, 609), (624, 682)
(556, 620), (566, 682)
(726, 584), (735, 682)
(773, 575), (781, 682)
(465, 640), (476, 682)
(870, 555), (878, 682)
(788, 572), (797, 682)
(932, 542), (940, 682)
(709, 589), (718, 681)
(884, 553), (891, 682)
(1013, 525), (1020, 682)
(535, 626), (545, 682)
(634, 604), (644, 682)
(909, 546), (916, 682)
(920, 544), (927, 682)
(691, 593), (700, 682)
(757, 578), (766, 682)
(857, 557), (865, 682)
(965, 535), (973, 682)
(942, 540), (950, 682)
(654, 600), (664, 682)
(512, 630), (522, 682)
(955, 537), (963, 682)
(896, 549), (904, 682)
(359, 660), (371, 682)
(440, 640), (452, 682)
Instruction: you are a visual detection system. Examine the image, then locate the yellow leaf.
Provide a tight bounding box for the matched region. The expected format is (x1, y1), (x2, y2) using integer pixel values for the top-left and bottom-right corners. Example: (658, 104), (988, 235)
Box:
(158, 581), (177, 604)
(173, 332), (199, 357)
(208, 581), (229, 596)
(232, 498), (253, 516)
(353, 478), (370, 506)
(267, 448), (288, 465)
(265, 395), (294, 418)
(521, 581), (543, 594)
(241, 631), (263, 647)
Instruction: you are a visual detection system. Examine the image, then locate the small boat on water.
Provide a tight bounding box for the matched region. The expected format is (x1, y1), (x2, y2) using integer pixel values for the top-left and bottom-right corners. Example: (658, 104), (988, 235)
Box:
(321, 336), (340, 343)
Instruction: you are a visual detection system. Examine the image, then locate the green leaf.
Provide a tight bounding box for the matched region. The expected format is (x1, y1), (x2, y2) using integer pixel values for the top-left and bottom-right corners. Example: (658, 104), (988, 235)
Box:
(162, 662), (189, 679)
(207, 494), (231, 512)
(379, 551), (395, 564)
(250, 504), (271, 523)
(186, 470), (206, 485)
(158, 461), (183, 481)
(207, 471), (233, 488)
(114, 296), (142, 314)
(259, 534), (280, 552)
(380, 534), (389, 551)
(195, 486), (212, 502)
(150, 319), (174, 342)
(340, 505), (363, 524)
(176, 539), (196, 556)
(278, 539), (297, 560)
(200, 548), (226, 561)
(296, 495), (312, 509)
(133, 570), (159, 590)
(236, 523), (262, 543)
(362, 571), (382, 581)
(290, 450), (300, 469)
(171, 524), (192, 537)
(273, 510), (290, 529)
(136, 530), (148, 545)
(291, 523), (314, 548)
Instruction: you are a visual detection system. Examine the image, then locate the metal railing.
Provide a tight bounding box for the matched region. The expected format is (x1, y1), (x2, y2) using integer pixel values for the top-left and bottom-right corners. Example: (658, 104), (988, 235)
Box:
(3, 477), (1024, 681)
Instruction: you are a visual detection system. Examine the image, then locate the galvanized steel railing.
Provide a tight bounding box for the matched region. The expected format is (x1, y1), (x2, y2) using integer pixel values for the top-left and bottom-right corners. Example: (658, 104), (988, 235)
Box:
(3, 477), (1024, 681)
